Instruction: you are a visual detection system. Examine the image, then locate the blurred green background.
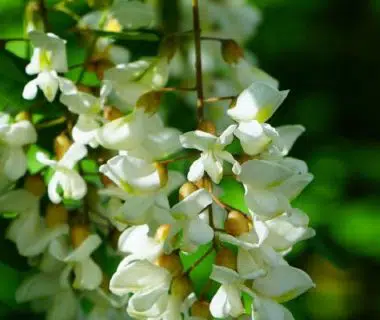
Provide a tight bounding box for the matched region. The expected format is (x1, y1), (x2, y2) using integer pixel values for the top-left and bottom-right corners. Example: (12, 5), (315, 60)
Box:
(0, 0), (380, 319)
(250, 0), (380, 319)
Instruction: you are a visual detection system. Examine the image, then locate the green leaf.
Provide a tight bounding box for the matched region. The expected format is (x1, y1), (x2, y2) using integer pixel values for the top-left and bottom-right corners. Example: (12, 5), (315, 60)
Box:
(27, 145), (49, 175)
(0, 262), (23, 308)
(180, 244), (216, 295)
(219, 177), (248, 213)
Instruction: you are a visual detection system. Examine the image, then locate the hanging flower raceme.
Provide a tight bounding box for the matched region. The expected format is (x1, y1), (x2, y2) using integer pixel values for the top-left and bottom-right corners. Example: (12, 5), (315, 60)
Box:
(23, 31), (74, 102)
(7, 0), (317, 319)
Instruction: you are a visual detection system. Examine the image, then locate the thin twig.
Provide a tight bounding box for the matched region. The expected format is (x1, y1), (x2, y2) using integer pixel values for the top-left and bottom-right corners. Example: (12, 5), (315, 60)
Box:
(200, 36), (227, 42)
(192, 0), (205, 122)
(204, 96), (237, 103)
(35, 116), (67, 129)
(38, 0), (50, 32)
(158, 87), (196, 93)
(184, 245), (215, 276)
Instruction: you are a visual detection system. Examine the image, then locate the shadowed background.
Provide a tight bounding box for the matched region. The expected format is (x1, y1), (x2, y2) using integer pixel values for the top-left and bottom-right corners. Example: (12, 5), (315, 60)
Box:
(250, 0), (380, 319)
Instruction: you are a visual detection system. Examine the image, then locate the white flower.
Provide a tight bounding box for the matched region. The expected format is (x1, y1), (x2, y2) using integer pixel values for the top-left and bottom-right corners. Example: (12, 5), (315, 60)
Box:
(99, 153), (165, 194)
(239, 159), (312, 219)
(50, 234), (103, 290)
(60, 86), (106, 148)
(100, 171), (184, 230)
(110, 259), (171, 319)
(180, 125), (241, 184)
(16, 271), (79, 320)
(37, 143), (88, 204)
(23, 31), (73, 102)
(261, 209), (316, 253)
(4, 190), (69, 257)
(96, 108), (146, 151)
(117, 224), (164, 265)
(167, 188), (213, 252)
(227, 82), (289, 156)
(209, 265), (259, 319)
(103, 58), (169, 108)
(252, 265), (315, 303)
(252, 295), (295, 320)
(0, 114), (37, 180)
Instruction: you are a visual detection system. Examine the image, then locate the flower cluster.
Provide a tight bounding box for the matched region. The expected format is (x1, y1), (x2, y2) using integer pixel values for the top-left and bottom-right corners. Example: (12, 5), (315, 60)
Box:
(0, 0), (315, 319)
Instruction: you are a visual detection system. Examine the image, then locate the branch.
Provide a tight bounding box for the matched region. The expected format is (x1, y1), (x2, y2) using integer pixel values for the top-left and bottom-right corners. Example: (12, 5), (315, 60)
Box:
(192, 0), (205, 123)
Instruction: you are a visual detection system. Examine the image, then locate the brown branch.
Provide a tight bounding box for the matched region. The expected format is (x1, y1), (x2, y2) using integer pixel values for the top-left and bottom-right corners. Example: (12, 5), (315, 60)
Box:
(192, 0), (205, 122)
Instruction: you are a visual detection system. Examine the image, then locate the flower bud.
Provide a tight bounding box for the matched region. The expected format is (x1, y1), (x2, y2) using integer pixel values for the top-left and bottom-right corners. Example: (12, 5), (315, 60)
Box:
(221, 39), (244, 65)
(155, 254), (183, 277)
(238, 154), (253, 164)
(155, 224), (171, 242)
(198, 120), (216, 135)
(45, 203), (69, 229)
(215, 248), (237, 270)
(103, 106), (124, 121)
(101, 174), (114, 187)
(24, 175), (46, 198)
(191, 301), (212, 319)
(154, 162), (168, 187)
(171, 276), (193, 300)
(224, 211), (249, 237)
(70, 224), (90, 248)
(136, 91), (162, 114)
(179, 182), (198, 200)
(159, 35), (179, 61)
(15, 111), (31, 122)
(54, 132), (72, 160)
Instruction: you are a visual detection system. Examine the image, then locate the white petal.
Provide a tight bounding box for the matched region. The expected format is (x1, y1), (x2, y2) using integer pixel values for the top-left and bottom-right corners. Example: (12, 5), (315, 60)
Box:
(171, 188), (212, 219)
(16, 273), (61, 302)
(127, 286), (169, 319)
(109, 260), (171, 296)
(239, 159), (293, 189)
(4, 120), (37, 146)
(276, 125), (305, 156)
(187, 157), (205, 182)
(4, 148), (28, 180)
(244, 186), (291, 219)
(59, 142), (87, 169)
(252, 295), (295, 320)
(235, 121), (271, 155)
(187, 217), (214, 246)
(22, 79), (38, 100)
(180, 130), (216, 152)
(47, 174), (62, 204)
(203, 152), (223, 184)
(73, 258), (103, 290)
(253, 265), (315, 302)
(210, 284), (244, 318)
(65, 234), (102, 262)
(210, 265), (241, 285)
(228, 82), (288, 123)
(46, 290), (78, 320)
(96, 111), (145, 151)
(218, 151), (241, 175)
(217, 124), (237, 146)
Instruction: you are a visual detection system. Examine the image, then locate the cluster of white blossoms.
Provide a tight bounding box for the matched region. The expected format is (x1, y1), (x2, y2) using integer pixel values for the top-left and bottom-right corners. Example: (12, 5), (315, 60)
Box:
(0, 0), (315, 319)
